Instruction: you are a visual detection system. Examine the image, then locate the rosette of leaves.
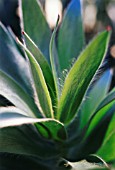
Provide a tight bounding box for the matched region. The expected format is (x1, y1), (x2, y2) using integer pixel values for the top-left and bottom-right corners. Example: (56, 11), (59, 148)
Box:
(0, 0), (114, 169)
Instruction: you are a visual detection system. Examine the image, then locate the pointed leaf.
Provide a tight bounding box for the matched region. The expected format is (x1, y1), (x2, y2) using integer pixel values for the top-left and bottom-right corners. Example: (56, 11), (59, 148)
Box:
(22, 0), (51, 61)
(79, 70), (112, 129)
(57, 31), (111, 124)
(57, 0), (85, 72)
(0, 71), (41, 118)
(49, 16), (60, 101)
(23, 31), (57, 111)
(0, 107), (66, 141)
(67, 70), (112, 139)
(17, 40), (54, 118)
(0, 22), (34, 97)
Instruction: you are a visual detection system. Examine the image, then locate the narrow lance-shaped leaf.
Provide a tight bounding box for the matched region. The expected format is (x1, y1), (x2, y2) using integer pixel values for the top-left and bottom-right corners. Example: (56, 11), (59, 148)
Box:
(0, 107), (67, 141)
(49, 15), (60, 102)
(22, 0), (51, 61)
(57, 30), (111, 124)
(23, 31), (57, 112)
(57, 0), (85, 72)
(0, 70), (41, 118)
(79, 69), (112, 129)
(66, 70), (112, 140)
(17, 40), (54, 118)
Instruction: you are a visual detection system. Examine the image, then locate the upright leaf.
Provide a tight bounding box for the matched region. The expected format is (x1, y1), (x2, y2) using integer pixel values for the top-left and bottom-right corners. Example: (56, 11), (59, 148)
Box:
(79, 70), (112, 129)
(57, 0), (85, 72)
(22, 0), (51, 61)
(57, 31), (111, 124)
(23, 32), (57, 111)
(17, 40), (53, 118)
(49, 16), (60, 101)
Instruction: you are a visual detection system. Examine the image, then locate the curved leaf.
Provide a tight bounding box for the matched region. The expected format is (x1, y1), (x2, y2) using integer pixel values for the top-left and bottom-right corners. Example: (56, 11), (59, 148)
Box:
(79, 70), (112, 129)
(85, 100), (115, 139)
(0, 22), (34, 97)
(57, 0), (85, 72)
(65, 101), (115, 161)
(66, 70), (112, 140)
(49, 16), (60, 102)
(0, 125), (59, 159)
(97, 113), (115, 162)
(23, 31), (57, 111)
(95, 88), (115, 113)
(19, 41), (53, 118)
(57, 30), (111, 124)
(0, 107), (67, 141)
(0, 71), (41, 118)
(22, 0), (51, 61)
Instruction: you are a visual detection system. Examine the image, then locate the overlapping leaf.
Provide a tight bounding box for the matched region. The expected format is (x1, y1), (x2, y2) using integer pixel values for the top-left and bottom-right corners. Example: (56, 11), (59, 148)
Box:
(79, 70), (112, 129)
(57, 31), (111, 124)
(23, 32), (57, 110)
(57, 0), (85, 72)
(0, 22), (34, 97)
(0, 70), (41, 118)
(85, 100), (115, 139)
(17, 40), (54, 118)
(66, 70), (112, 139)
(0, 125), (59, 159)
(22, 0), (51, 61)
(49, 16), (60, 101)
(97, 109), (115, 162)
(65, 100), (115, 161)
(0, 107), (67, 141)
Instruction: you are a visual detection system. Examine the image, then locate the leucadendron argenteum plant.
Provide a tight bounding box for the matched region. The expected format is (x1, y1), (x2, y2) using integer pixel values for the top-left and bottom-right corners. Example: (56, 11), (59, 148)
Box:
(0, 0), (115, 170)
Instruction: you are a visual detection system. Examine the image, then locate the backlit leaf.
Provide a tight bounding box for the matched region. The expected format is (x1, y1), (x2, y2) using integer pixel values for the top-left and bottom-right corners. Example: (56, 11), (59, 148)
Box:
(17, 40), (54, 118)
(57, 0), (85, 72)
(22, 0), (51, 61)
(79, 70), (112, 129)
(23, 32), (57, 111)
(0, 107), (66, 141)
(57, 31), (111, 124)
